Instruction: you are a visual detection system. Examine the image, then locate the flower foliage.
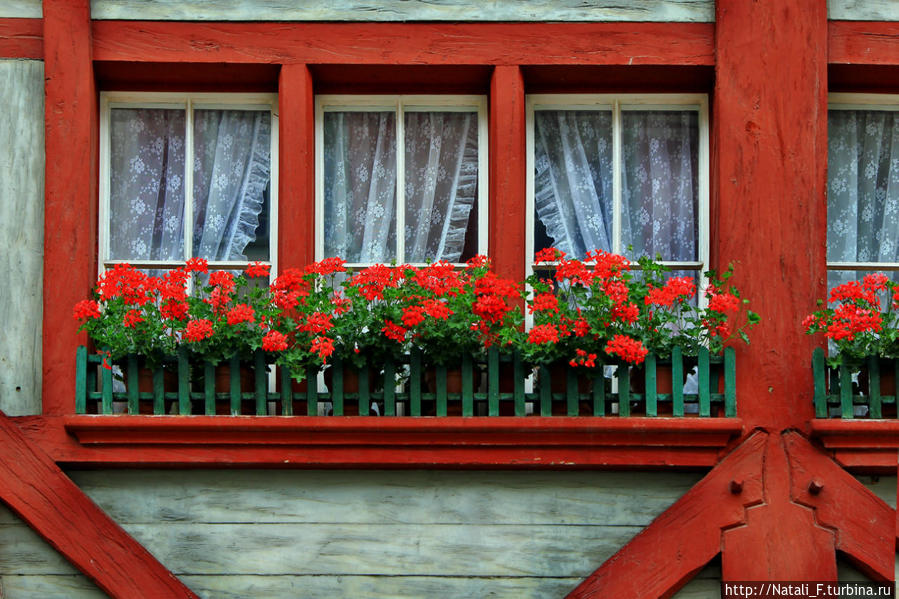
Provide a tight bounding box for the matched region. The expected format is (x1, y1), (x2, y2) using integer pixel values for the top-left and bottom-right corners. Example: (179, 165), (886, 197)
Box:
(803, 273), (899, 367)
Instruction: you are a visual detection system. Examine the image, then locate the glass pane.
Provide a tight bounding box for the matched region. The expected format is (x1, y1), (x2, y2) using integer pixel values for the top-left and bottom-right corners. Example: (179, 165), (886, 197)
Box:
(533, 110), (614, 260)
(323, 111), (397, 263)
(192, 109), (272, 261)
(109, 108), (186, 260)
(620, 110), (699, 262)
(827, 110), (899, 264)
(404, 111), (479, 263)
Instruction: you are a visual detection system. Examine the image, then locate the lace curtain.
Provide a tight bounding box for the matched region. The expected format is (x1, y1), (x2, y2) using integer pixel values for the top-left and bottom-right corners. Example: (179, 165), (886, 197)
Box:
(534, 109), (698, 261)
(109, 108), (271, 262)
(828, 110), (899, 289)
(323, 110), (478, 263)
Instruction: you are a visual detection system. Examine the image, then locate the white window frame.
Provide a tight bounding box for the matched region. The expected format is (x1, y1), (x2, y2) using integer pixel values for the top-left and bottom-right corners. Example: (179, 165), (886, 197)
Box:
(827, 92), (899, 276)
(98, 91), (280, 276)
(525, 93), (710, 293)
(314, 94), (488, 267)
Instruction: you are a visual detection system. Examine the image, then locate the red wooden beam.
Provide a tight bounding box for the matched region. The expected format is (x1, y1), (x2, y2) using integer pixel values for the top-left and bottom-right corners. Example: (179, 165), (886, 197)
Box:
(278, 64), (315, 269)
(0, 412), (196, 597)
(42, 0), (97, 416)
(783, 432), (894, 582)
(90, 22), (716, 66)
(713, 0), (827, 431)
(0, 18), (42, 59)
(567, 431), (768, 599)
(829, 21), (899, 66)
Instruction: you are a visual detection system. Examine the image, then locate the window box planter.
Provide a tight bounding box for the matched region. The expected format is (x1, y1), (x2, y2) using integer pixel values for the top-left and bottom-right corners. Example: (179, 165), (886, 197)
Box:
(812, 348), (898, 419)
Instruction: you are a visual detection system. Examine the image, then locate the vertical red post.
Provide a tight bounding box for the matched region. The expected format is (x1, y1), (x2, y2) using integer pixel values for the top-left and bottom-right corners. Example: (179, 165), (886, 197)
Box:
(488, 65), (526, 283)
(714, 0), (827, 431)
(278, 64), (315, 271)
(43, 0), (97, 415)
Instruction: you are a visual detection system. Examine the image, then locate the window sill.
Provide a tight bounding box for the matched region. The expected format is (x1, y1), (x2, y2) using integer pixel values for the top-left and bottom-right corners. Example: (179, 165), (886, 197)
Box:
(56, 415), (743, 468)
(809, 419), (899, 473)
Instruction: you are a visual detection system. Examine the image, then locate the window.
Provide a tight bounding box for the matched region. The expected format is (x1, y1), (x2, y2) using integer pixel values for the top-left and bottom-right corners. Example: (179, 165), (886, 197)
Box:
(99, 92), (278, 275)
(315, 95), (488, 266)
(828, 93), (899, 291)
(525, 94), (709, 285)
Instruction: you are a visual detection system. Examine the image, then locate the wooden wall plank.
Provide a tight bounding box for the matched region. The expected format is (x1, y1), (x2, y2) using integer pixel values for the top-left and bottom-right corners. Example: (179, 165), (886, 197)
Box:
(89, 0), (714, 22)
(0, 18), (43, 58)
(0, 575), (105, 599)
(829, 1), (899, 21)
(0, 60), (43, 416)
(90, 22), (716, 66)
(829, 21), (899, 66)
(0, 0), (40, 18)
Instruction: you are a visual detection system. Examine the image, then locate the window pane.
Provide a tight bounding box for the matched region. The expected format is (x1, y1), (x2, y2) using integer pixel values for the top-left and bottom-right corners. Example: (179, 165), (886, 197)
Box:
(533, 110), (614, 260)
(404, 111), (479, 263)
(323, 111), (397, 263)
(192, 109), (272, 261)
(109, 108), (186, 260)
(828, 110), (899, 264)
(621, 110), (699, 262)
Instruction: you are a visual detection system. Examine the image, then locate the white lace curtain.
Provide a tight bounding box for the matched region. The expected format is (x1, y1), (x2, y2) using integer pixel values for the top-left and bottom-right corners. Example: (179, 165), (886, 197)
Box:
(109, 108), (271, 262)
(323, 110), (478, 263)
(534, 109), (699, 261)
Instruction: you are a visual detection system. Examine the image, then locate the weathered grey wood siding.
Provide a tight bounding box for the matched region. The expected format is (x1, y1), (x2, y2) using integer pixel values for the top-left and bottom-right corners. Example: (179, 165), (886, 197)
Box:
(90, 0), (714, 22)
(0, 60), (43, 417)
(829, 1), (899, 21)
(0, 0), (40, 18)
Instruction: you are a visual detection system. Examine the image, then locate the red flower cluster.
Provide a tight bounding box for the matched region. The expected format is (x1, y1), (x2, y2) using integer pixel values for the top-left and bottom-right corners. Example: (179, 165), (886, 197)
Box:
(123, 309), (144, 328)
(73, 299), (101, 320)
(298, 312), (333, 335)
(226, 303), (256, 326)
(528, 323), (560, 345)
(349, 264), (402, 301)
(646, 276), (696, 307)
(245, 261), (271, 278)
(381, 320), (408, 343)
(569, 348), (597, 368)
(185, 319), (214, 342)
(414, 261), (462, 296)
(529, 293), (559, 314)
(605, 334), (648, 365)
(305, 257), (347, 276)
(262, 330), (288, 352)
(310, 335), (335, 362)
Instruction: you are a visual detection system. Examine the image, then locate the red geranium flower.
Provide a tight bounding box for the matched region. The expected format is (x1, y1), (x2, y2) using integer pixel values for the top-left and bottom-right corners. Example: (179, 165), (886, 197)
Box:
(73, 299), (101, 320)
(262, 330), (288, 352)
(184, 319), (214, 342)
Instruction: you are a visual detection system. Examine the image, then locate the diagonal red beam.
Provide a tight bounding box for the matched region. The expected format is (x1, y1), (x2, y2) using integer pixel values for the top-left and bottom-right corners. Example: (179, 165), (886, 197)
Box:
(784, 431), (895, 582)
(0, 412), (197, 598)
(567, 431), (768, 599)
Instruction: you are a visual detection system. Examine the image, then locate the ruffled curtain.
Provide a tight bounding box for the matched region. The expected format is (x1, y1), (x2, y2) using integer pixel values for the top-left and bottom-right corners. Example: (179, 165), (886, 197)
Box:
(533, 109), (698, 262)
(828, 110), (899, 290)
(323, 110), (478, 263)
(109, 107), (271, 262)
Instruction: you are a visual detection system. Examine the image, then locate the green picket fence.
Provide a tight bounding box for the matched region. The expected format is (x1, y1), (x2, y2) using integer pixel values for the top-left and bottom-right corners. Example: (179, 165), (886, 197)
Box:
(76, 345), (736, 417)
(812, 347), (898, 419)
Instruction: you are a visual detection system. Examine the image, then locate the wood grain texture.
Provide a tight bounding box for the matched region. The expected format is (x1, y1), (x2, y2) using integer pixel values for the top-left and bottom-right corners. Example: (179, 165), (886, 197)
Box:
(90, 21), (716, 66)
(714, 0), (827, 430)
(0, 60), (43, 416)
(0, 18), (42, 58)
(278, 64), (314, 270)
(829, 0), (899, 21)
(89, 0), (714, 22)
(0, 412), (196, 596)
(0, 0), (40, 18)
(829, 21), (899, 66)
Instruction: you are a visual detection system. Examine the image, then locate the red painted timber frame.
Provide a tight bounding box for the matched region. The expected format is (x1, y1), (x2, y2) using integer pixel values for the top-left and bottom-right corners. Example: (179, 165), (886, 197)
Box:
(1, 6), (895, 597)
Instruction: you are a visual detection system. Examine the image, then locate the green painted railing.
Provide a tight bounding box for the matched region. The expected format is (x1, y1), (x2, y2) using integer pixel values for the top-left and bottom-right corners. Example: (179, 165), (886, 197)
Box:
(812, 347), (898, 419)
(76, 345), (736, 417)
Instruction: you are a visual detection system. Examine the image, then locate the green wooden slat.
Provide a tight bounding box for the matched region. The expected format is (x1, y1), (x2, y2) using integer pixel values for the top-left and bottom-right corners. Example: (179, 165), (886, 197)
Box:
(410, 349), (422, 417)
(618, 362), (630, 418)
(812, 348), (826, 418)
(539, 365), (552, 417)
(153, 367), (164, 415)
(229, 354), (241, 416)
(672, 347), (684, 417)
(332, 358), (345, 417)
(179, 349), (191, 415)
(358, 366), (370, 417)
(566, 365), (578, 416)
(126, 355), (139, 415)
(75, 346), (87, 414)
(513, 352), (525, 417)
(867, 356), (882, 419)
(280, 368), (293, 416)
(645, 354), (657, 417)
(255, 350), (267, 416)
(698, 348), (710, 417)
(839, 363), (852, 419)
(592, 363), (605, 417)
(204, 362), (215, 416)
(462, 354), (473, 417)
(101, 355), (113, 415)
(488, 347), (499, 416)
(436, 365), (447, 417)
(384, 359), (396, 416)
(306, 365), (318, 416)
(724, 347), (736, 418)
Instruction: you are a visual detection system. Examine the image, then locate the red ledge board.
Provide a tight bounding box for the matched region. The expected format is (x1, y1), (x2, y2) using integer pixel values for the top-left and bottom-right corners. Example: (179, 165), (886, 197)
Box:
(809, 420), (899, 472)
(58, 416), (743, 469)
